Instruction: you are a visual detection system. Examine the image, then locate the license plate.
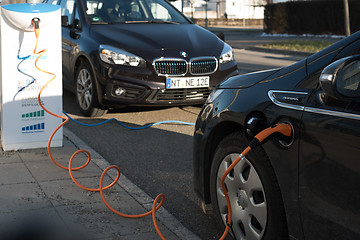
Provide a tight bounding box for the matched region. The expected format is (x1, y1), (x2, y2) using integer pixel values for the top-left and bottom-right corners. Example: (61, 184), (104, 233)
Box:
(166, 76), (210, 89)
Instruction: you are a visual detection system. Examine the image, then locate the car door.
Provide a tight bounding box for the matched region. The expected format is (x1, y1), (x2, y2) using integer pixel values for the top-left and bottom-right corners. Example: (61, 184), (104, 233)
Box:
(59, 0), (81, 89)
(299, 58), (360, 239)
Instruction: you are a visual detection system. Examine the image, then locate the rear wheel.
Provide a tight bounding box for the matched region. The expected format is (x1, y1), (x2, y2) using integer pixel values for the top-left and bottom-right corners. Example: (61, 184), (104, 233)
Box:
(75, 61), (107, 117)
(210, 132), (288, 240)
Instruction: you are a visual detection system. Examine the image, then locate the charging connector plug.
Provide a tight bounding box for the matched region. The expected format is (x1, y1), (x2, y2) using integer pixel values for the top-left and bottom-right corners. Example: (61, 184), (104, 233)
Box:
(249, 123), (293, 149)
(32, 18), (40, 38)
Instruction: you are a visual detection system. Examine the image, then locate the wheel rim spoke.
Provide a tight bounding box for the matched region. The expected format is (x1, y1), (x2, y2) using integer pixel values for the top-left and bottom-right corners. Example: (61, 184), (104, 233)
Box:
(248, 202), (267, 230)
(84, 92), (91, 108)
(77, 69), (93, 110)
(245, 166), (263, 192)
(231, 221), (246, 239)
(242, 214), (262, 240)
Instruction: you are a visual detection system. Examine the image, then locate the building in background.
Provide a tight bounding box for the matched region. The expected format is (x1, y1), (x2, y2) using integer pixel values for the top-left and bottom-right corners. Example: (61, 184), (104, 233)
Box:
(172, 0), (266, 20)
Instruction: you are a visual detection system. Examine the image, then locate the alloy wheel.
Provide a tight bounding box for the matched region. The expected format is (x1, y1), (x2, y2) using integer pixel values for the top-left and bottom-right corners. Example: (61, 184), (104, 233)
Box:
(76, 68), (93, 111)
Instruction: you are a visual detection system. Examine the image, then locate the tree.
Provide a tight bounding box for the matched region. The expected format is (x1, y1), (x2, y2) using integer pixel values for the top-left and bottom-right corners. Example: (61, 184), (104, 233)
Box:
(344, 0), (351, 36)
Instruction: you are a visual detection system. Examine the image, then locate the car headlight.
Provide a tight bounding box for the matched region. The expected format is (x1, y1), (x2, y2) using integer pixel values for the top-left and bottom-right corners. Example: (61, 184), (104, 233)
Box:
(219, 43), (234, 64)
(99, 45), (146, 67)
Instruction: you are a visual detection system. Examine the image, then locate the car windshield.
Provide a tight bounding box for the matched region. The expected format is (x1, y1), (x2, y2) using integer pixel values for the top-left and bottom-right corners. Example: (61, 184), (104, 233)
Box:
(83, 0), (189, 24)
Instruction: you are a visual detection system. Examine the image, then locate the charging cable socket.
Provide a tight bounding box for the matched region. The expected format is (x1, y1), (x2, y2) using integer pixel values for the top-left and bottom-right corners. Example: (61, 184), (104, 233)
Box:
(32, 18), (40, 38)
(32, 17), (40, 29)
(276, 121), (294, 147)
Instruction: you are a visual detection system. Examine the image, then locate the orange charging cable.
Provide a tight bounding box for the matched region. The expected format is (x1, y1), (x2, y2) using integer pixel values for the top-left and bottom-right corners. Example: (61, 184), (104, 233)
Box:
(31, 18), (293, 240)
(219, 123), (292, 240)
(31, 18), (166, 240)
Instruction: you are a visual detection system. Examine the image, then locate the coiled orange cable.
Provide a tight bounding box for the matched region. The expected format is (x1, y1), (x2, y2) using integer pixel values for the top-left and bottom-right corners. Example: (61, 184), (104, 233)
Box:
(32, 19), (166, 240)
(32, 18), (292, 240)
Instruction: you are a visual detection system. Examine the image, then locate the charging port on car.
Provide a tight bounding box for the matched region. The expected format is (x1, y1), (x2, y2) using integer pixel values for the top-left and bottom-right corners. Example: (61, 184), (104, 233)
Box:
(276, 121), (294, 147)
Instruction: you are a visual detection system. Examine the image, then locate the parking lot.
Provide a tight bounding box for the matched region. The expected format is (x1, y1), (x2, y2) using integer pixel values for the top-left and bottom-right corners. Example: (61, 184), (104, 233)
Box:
(62, 29), (303, 239)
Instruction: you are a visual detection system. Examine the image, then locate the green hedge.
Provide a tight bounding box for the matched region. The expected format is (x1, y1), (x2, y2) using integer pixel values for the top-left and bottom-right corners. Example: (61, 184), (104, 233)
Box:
(264, 0), (360, 35)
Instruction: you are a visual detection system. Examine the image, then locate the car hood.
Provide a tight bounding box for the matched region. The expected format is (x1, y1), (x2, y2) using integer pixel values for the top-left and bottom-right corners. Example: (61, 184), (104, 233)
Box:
(218, 68), (281, 89)
(90, 23), (224, 58)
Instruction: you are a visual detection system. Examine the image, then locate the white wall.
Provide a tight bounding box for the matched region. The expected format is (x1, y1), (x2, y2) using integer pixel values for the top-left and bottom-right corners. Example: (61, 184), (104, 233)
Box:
(173, 0), (265, 19)
(225, 0), (265, 19)
(170, 0), (183, 12)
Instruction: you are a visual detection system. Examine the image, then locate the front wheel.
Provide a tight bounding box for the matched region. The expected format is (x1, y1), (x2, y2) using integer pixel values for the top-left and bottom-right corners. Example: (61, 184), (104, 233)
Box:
(75, 61), (107, 117)
(210, 132), (288, 240)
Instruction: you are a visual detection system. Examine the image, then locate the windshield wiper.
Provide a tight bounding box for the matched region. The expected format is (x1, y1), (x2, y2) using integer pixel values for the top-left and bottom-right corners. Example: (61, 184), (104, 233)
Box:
(125, 20), (179, 24)
(91, 22), (110, 25)
(92, 21), (125, 25)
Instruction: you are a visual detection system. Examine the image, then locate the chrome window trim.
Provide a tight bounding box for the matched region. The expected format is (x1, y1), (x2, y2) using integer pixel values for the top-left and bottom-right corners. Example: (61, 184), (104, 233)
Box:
(304, 107), (360, 121)
(268, 90), (360, 121)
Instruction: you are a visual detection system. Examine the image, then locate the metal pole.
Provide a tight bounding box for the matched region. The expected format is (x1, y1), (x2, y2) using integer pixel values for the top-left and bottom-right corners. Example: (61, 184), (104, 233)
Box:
(344, 0), (351, 36)
(205, 1), (208, 29)
(191, 1), (194, 20)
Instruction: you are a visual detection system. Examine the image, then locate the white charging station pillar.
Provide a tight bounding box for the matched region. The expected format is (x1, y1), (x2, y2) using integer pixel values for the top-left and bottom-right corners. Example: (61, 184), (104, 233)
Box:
(0, 3), (62, 151)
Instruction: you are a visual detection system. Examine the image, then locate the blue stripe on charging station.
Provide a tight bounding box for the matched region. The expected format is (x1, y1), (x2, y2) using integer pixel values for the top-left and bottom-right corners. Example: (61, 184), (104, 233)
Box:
(2, 3), (60, 13)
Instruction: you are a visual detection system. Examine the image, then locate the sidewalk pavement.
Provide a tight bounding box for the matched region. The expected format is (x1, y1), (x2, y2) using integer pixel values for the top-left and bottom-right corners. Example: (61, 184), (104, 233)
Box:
(0, 128), (201, 240)
(207, 25), (343, 57)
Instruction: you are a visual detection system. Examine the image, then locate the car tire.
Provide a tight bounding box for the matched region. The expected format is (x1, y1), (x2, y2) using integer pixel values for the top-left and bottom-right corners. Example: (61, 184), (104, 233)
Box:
(210, 131), (288, 240)
(75, 61), (107, 117)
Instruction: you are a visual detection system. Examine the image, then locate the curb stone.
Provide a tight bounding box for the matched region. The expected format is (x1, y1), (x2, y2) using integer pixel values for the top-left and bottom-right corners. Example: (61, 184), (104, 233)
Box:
(63, 127), (201, 240)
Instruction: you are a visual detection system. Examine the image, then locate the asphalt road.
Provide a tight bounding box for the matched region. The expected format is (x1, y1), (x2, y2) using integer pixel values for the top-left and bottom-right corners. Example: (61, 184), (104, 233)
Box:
(234, 48), (304, 74)
(63, 30), (303, 240)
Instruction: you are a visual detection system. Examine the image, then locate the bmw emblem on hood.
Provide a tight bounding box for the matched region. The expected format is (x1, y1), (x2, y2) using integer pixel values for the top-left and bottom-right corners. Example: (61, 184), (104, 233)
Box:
(180, 51), (187, 58)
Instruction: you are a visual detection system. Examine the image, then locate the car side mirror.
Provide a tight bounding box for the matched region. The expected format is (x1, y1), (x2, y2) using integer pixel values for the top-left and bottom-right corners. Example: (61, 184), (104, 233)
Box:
(319, 55), (360, 99)
(61, 15), (69, 27)
(217, 32), (225, 41)
(73, 19), (81, 31)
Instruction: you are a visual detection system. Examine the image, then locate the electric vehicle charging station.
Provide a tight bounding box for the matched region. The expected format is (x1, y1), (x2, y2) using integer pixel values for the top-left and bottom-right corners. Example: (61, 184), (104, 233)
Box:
(0, 3), (62, 151)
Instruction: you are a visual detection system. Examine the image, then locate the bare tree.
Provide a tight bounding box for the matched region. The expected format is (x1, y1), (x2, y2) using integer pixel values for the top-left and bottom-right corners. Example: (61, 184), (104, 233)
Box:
(344, 0), (351, 36)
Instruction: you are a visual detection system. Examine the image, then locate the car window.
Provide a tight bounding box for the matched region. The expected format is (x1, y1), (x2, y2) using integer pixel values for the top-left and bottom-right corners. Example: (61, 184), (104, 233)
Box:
(334, 39), (360, 61)
(336, 60), (360, 98)
(83, 0), (188, 24)
(60, 0), (75, 25)
(146, 0), (172, 21)
(334, 60), (360, 114)
(44, 0), (59, 4)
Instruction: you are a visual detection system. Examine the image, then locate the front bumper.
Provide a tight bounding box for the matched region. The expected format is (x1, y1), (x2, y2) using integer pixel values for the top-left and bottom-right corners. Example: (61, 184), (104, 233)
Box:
(93, 59), (238, 107)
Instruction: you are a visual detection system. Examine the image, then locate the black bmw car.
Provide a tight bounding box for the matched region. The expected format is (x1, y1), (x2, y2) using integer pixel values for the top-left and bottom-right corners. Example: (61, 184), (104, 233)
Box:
(43, 0), (238, 117)
(194, 32), (360, 239)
